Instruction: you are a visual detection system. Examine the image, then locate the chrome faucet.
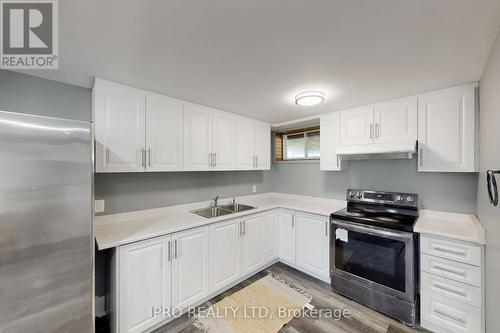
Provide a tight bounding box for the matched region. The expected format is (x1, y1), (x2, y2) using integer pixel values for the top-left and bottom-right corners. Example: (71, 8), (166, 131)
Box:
(210, 195), (219, 208)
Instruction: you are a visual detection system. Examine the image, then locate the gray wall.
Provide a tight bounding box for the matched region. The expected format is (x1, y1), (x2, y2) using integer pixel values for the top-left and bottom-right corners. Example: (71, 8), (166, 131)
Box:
(95, 170), (272, 214)
(272, 159), (478, 214)
(0, 70), (91, 121)
(476, 29), (500, 333)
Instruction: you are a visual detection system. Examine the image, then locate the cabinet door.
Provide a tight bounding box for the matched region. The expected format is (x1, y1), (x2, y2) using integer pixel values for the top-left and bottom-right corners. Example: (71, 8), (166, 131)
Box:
(339, 106), (374, 146)
(263, 210), (279, 262)
(296, 213), (330, 280)
(320, 113), (348, 171)
(278, 209), (296, 265)
(93, 78), (146, 172)
(172, 227), (210, 309)
(374, 96), (417, 144)
(119, 236), (171, 333)
(209, 219), (241, 292)
(183, 103), (212, 170)
(418, 84), (477, 172)
(212, 110), (236, 170)
(241, 214), (264, 275)
(235, 116), (255, 169)
(253, 121), (271, 170)
(145, 93), (184, 171)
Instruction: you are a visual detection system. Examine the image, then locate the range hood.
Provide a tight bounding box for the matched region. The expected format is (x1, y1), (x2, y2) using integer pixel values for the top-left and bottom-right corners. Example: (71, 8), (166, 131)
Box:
(336, 141), (417, 160)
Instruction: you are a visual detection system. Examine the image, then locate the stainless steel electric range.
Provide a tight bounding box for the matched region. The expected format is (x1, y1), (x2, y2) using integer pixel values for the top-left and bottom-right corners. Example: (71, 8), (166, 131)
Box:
(330, 189), (419, 326)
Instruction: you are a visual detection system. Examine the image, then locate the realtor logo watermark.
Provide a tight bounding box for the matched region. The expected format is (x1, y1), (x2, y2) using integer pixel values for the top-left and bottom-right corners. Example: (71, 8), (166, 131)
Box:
(0, 0), (58, 69)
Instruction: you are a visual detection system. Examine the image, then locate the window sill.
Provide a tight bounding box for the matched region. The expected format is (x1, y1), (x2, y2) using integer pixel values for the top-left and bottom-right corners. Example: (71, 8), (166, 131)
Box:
(274, 159), (320, 164)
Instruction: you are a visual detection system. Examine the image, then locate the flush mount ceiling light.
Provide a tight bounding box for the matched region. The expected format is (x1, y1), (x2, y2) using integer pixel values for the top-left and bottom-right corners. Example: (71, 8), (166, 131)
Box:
(295, 91), (325, 106)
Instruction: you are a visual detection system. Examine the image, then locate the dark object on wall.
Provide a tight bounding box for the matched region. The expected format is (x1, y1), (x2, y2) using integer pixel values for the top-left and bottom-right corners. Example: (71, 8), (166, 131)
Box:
(487, 170), (500, 206)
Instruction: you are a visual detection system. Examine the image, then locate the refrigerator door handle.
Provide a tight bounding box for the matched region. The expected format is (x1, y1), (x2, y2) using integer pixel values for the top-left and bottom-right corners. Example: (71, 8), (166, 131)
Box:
(487, 170), (500, 206)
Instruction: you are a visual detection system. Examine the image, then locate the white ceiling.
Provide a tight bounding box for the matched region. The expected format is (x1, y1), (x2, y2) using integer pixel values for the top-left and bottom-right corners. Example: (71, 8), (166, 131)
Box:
(17, 0), (500, 123)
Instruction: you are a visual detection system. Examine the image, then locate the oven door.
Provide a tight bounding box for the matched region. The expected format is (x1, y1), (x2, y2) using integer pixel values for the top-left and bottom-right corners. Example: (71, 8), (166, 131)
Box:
(331, 220), (415, 301)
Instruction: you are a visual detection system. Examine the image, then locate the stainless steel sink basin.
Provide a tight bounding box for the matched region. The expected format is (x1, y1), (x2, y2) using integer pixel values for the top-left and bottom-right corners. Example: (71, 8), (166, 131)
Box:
(190, 207), (233, 219)
(219, 203), (256, 213)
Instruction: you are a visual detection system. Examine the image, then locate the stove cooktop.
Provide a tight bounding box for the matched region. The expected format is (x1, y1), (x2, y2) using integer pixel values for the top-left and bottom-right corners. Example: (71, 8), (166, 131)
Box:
(330, 189), (419, 232)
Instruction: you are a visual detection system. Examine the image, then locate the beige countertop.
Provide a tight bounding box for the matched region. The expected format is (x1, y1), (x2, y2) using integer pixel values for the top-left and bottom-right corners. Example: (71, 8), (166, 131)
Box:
(95, 192), (485, 250)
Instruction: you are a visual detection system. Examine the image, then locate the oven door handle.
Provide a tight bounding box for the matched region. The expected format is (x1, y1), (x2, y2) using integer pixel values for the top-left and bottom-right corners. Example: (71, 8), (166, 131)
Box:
(332, 219), (413, 241)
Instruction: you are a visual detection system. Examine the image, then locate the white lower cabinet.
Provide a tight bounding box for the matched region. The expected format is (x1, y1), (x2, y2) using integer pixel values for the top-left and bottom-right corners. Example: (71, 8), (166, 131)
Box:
(209, 219), (241, 292)
(118, 236), (171, 333)
(420, 235), (484, 333)
(113, 208), (333, 333)
(295, 212), (330, 281)
(171, 227), (210, 310)
(241, 214), (265, 275)
(278, 209), (296, 265)
(263, 210), (279, 261)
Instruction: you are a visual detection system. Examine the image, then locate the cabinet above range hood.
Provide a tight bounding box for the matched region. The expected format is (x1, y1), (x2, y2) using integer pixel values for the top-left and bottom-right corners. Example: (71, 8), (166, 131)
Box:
(336, 141), (417, 160)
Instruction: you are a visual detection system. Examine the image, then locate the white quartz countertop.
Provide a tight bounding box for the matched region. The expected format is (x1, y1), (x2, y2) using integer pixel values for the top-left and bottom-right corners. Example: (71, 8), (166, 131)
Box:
(95, 192), (486, 250)
(94, 193), (346, 250)
(414, 209), (485, 245)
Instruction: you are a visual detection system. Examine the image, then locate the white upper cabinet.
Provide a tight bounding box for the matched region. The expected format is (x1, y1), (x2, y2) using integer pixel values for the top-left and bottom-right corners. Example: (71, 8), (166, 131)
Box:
(146, 93), (184, 171)
(183, 103), (213, 171)
(339, 105), (374, 146)
(119, 236), (171, 333)
(374, 96), (417, 144)
(212, 110), (236, 170)
(171, 227), (210, 310)
(320, 112), (347, 171)
(253, 121), (271, 170)
(418, 84), (478, 172)
(94, 78), (146, 173)
(235, 116), (255, 169)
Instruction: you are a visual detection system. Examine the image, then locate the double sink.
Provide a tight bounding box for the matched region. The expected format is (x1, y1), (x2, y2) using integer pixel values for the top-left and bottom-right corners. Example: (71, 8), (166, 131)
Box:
(191, 203), (256, 219)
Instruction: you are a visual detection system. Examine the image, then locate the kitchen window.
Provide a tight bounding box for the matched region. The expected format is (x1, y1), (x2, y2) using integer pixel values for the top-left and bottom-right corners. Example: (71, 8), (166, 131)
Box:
(275, 127), (320, 160)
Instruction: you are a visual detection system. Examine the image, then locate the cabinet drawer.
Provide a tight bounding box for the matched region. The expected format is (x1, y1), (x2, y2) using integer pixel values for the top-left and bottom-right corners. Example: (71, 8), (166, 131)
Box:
(421, 272), (481, 307)
(421, 236), (481, 266)
(421, 291), (481, 333)
(421, 254), (481, 287)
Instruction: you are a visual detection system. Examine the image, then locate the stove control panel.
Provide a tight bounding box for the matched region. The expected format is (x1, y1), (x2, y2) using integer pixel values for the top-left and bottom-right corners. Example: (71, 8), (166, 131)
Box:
(346, 189), (418, 207)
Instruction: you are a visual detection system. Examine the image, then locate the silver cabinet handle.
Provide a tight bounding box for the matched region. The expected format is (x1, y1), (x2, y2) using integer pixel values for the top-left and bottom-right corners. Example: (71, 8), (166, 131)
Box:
(140, 148), (145, 167)
(148, 148), (151, 167)
(325, 221), (328, 236)
(256, 155), (258, 167)
(433, 282), (467, 297)
(167, 241), (171, 261)
(433, 263), (466, 277)
(174, 240), (178, 259)
(238, 222), (241, 236)
(433, 309), (466, 324)
(419, 148), (423, 167)
(253, 155), (256, 168)
(214, 152), (216, 167)
(433, 245), (467, 257)
(370, 124), (373, 138)
(375, 123), (379, 138)
(243, 221), (246, 235)
(292, 214), (295, 228)
(336, 156), (339, 167)
(105, 148), (110, 164)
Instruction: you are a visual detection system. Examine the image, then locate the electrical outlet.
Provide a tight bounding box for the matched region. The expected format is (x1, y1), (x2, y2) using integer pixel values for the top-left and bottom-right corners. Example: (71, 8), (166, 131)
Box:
(94, 200), (105, 213)
(252, 185), (257, 193)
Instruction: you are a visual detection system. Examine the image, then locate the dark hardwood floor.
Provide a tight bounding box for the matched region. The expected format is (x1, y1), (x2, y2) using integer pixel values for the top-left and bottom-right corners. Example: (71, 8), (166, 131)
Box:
(154, 263), (428, 333)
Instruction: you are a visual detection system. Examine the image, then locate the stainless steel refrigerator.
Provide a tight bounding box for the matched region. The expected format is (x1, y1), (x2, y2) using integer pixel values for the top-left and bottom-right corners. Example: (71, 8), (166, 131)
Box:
(0, 111), (94, 332)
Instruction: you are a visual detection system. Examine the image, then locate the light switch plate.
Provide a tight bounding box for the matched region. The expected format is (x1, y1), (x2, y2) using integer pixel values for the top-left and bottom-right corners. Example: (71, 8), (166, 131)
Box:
(252, 185), (257, 193)
(94, 200), (105, 213)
